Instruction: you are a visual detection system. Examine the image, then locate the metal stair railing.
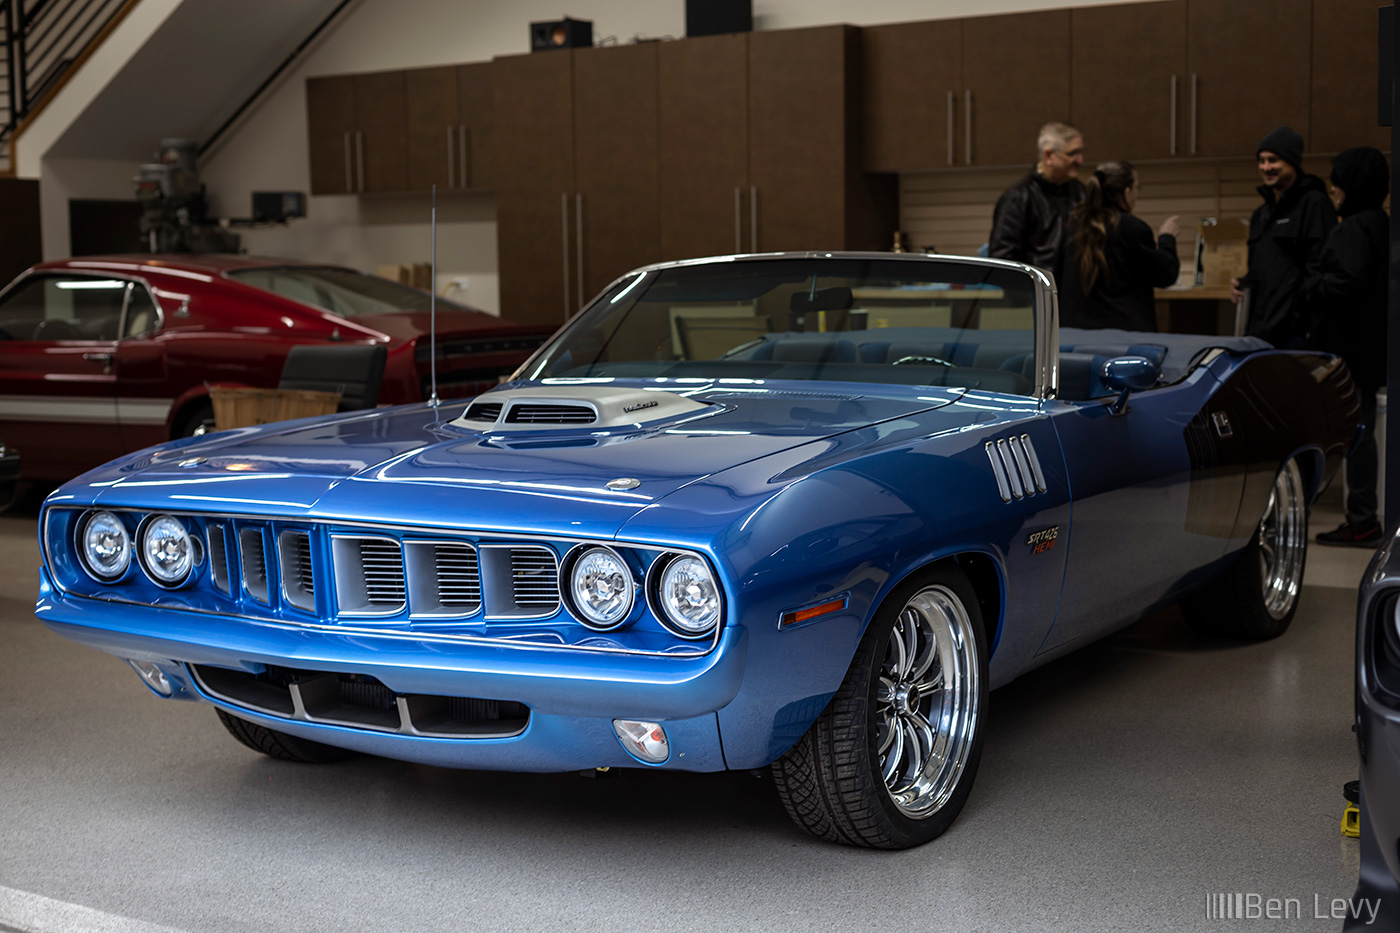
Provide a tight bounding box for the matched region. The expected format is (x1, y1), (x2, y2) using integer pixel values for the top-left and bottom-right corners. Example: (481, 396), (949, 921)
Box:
(0, 0), (131, 173)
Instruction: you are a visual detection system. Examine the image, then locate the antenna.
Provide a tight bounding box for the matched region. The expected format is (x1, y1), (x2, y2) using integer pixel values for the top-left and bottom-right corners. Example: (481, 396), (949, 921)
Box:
(429, 184), (439, 408)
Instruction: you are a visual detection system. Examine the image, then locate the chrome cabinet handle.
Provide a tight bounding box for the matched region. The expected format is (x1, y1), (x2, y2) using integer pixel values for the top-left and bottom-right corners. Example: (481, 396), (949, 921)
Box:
(734, 187), (742, 252)
(446, 125), (454, 188)
(356, 131), (364, 191)
(575, 193), (584, 313)
(750, 185), (758, 252)
(459, 124), (467, 188)
(1190, 73), (1198, 155)
(1169, 74), (1177, 156)
(964, 89), (972, 164)
(343, 132), (352, 193)
(947, 90), (954, 166)
(561, 194), (571, 320)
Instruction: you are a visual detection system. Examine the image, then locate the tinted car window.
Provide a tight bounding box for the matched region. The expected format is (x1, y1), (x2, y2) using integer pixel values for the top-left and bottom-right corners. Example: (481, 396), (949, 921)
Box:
(523, 258), (1039, 395)
(227, 267), (478, 317)
(0, 275), (128, 341)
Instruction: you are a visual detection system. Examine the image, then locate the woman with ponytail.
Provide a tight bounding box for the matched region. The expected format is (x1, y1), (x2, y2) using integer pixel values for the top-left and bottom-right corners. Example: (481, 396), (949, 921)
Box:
(1060, 161), (1181, 331)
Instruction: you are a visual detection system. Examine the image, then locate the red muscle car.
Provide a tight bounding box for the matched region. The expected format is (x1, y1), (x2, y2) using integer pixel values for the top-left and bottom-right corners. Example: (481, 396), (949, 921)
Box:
(0, 255), (554, 482)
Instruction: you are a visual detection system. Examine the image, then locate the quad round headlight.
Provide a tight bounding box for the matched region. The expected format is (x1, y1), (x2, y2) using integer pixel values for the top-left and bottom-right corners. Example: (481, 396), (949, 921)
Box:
(656, 556), (721, 637)
(80, 510), (130, 580)
(140, 514), (194, 586)
(568, 547), (634, 629)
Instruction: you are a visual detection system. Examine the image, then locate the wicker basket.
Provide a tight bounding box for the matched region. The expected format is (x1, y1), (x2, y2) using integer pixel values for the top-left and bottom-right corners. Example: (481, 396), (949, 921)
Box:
(209, 386), (341, 430)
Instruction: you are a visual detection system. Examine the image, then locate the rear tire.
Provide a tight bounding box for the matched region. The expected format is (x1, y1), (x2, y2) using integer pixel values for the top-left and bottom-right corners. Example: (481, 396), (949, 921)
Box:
(177, 402), (216, 438)
(215, 709), (355, 763)
(771, 563), (988, 849)
(1183, 457), (1308, 640)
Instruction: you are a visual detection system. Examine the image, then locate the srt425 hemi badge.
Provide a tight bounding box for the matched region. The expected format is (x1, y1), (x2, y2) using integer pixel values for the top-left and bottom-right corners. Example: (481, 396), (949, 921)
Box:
(1027, 526), (1059, 554)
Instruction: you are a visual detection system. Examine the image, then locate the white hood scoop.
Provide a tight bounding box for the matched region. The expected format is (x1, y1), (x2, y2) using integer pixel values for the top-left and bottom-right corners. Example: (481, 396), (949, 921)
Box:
(453, 385), (711, 432)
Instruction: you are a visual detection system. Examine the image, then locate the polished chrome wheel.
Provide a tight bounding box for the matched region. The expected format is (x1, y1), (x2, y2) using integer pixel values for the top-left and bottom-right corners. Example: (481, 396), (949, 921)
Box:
(1258, 458), (1306, 620)
(874, 584), (981, 819)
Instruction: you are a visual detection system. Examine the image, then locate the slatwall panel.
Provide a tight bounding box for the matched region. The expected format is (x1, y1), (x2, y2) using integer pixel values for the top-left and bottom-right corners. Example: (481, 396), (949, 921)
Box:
(900, 156), (1341, 277)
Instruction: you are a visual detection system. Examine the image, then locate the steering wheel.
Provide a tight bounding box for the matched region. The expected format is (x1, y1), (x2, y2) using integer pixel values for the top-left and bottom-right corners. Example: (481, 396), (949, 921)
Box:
(891, 355), (955, 368)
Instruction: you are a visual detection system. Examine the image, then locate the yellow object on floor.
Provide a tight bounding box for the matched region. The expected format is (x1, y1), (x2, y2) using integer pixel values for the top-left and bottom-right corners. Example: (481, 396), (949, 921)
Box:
(1343, 802), (1361, 838)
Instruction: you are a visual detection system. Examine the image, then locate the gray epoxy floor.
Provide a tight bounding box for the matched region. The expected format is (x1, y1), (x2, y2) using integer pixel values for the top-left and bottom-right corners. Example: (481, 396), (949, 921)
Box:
(0, 484), (1375, 933)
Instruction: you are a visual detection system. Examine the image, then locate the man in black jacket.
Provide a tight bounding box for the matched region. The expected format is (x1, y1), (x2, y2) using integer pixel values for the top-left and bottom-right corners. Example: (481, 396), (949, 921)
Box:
(988, 122), (1085, 285)
(1302, 146), (1389, 546)
(1230, 126), (1335, 347)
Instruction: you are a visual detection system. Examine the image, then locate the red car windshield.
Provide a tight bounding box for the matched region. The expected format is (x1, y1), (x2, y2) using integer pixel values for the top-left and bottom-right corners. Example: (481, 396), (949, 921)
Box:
(226, 266), (478, 318)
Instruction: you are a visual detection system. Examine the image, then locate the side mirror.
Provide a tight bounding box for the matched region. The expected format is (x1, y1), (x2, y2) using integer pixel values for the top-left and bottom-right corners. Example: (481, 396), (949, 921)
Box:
(1100, 356), (1158, 415)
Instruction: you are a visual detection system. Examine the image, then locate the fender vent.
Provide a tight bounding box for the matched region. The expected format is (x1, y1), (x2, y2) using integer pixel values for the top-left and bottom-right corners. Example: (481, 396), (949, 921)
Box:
(505, 403), (596, 425)
(985, 435), (1047, 502)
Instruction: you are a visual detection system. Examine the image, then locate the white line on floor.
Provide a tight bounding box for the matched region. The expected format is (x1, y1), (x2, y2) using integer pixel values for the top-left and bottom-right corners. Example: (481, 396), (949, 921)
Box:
(0, 887), (190, 933)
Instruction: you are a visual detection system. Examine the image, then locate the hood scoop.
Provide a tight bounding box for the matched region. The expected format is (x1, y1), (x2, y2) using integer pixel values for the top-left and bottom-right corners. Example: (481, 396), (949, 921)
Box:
(454, 385), (711, 432)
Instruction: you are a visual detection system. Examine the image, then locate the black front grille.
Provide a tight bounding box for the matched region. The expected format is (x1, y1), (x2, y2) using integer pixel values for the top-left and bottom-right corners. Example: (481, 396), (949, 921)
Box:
(505, 403), (596, 425)
(415, 335), (547, 362)
(192, 664), (530, 738)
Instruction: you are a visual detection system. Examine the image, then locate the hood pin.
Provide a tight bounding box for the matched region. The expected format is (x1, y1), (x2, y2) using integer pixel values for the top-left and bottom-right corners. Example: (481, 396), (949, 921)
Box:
(606, 478), (641, 491)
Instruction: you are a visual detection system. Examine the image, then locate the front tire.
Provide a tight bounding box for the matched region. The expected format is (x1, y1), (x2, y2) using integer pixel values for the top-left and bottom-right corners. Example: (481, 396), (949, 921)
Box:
(1183, 457), (1308, 640)
(216, 709), (355, 763)
(771, 564), (988, 849)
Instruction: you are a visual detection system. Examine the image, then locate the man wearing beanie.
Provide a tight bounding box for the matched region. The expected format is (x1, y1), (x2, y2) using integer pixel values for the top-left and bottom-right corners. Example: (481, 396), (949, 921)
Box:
(1230, 126), (1335, 347)
(1301, 146), (1390, 547)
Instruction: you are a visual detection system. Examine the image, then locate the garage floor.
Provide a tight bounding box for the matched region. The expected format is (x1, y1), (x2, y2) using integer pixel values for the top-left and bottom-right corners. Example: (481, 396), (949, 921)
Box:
(0, 484), (1375, 933)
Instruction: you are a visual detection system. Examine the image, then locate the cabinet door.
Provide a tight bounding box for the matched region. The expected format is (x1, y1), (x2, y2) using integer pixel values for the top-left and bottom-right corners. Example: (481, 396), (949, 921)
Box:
(658, 33), (748, 262)
(306, 76), (356, 195)
(1187, 0), (1311, 158)
(405, 66), (459, 192)
(494, 52), (574, 326)
(749, 25), (850, 251)
(353, 71), (408, 193)
(458, 62), (494, 189)
(962, 10), (1071, 167)
(862, 19), (963, 172)
(1071, 1), (1186, 161)
(574, 43), (660, 300)
(1311, 0), (1389, 153)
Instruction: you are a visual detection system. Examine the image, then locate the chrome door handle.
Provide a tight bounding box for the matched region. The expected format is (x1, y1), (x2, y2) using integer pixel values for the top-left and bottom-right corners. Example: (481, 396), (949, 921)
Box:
(575, 193), (584, 313)
(734, 187), (742, 252)
(750, 185), (758, 252)
(446, 126), (454, 188)
(343, 132), (353, 193)
(964, 89), (973, 165)
(1190, 73), (1198, 155)
(83, 352), (113, 374)
(459, 124), (468, 187)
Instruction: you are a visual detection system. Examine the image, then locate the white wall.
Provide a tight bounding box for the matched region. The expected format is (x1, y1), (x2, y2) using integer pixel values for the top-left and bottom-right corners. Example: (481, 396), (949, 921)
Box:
(60, 0), (1140, 311)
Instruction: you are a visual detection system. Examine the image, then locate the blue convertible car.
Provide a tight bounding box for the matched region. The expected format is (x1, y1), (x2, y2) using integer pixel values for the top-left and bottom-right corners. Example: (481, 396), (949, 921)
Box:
(35, 253), (1357, 849)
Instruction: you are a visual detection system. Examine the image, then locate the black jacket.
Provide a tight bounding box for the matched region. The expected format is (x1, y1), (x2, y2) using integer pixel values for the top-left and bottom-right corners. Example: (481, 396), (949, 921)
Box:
(1300, 148), (1389, 390)
(1240, 173), (1334, 346)
(989, 170), (1085, 284)
(1060, 212), (1179, 332)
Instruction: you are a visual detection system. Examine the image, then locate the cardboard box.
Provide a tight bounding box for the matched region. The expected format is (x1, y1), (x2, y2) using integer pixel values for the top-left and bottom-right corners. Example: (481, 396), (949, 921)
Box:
(376, 263), (434, 291)
(1195, 217), (1250, 288)
(209, 386), (341, 430)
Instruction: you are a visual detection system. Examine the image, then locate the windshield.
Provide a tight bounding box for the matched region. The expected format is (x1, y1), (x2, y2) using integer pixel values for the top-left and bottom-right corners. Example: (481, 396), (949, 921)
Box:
(227, 266), (480, 318)
(521, 258), (1040, 395)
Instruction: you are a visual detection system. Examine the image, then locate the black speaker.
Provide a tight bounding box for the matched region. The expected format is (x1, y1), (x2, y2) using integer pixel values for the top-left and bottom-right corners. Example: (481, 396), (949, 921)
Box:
(686, 0), (751, 37)
(530, 17), (592, 52)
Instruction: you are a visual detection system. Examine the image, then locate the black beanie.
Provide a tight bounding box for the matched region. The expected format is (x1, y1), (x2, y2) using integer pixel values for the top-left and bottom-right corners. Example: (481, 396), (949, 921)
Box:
(1330, 146), (1390, 216)
(1257, 126), (1304, 169)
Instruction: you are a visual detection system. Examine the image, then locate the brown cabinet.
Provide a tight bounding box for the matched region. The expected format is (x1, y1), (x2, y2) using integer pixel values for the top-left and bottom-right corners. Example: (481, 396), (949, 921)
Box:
(961, 10), (1071, 167)
(405, 66), (458, 192)
(305, 71), (407, 194)
(1071, 1), (1187, 162)
(1187, 0), (1312, 158)
(658, 33), (749, 261)
(574, 43), (660, 300)
(862, 19), (963, 172)
(1311, 0), (1389, 153)
(493, 51), (575, 327)
(458, 62), (494, 189)
(749, 25), (894, 252)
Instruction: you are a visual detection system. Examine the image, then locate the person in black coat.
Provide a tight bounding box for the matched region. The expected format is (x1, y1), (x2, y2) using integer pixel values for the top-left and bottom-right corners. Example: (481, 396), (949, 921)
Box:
(988, 122), (1086, 287)
(1059, 160), (1181, 331)
(1302, 146), (1389, 547)
(1231, 126), (1336, 347)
